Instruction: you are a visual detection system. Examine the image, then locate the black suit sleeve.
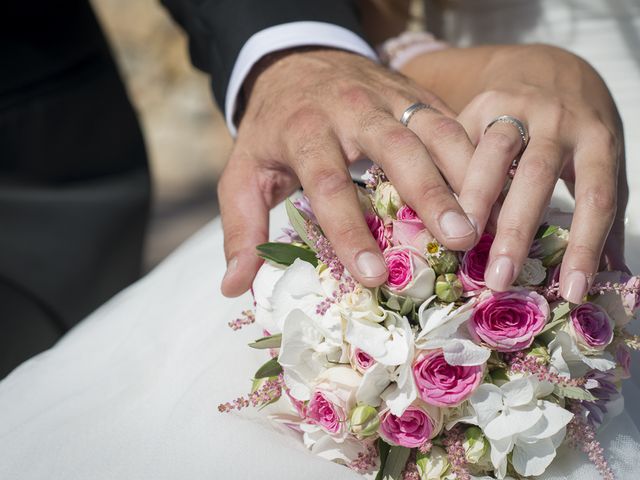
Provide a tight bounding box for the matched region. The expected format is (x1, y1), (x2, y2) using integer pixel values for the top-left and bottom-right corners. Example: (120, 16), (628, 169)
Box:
(160, 0), (367, 114)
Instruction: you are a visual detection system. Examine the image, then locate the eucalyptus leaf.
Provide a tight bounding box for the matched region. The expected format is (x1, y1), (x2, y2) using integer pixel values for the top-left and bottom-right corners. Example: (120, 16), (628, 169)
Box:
(285, 198), (315, 249)
(254, 357), (283, 379)
(380, 446), (411, 480)
(249, 333), (282, 349)
(257, 242), (318, 267)
(554, 384), (597, 402)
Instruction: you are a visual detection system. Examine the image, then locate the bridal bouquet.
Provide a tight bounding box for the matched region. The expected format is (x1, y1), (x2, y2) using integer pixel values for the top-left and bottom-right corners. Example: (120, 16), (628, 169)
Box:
(220, 167), (640, 480)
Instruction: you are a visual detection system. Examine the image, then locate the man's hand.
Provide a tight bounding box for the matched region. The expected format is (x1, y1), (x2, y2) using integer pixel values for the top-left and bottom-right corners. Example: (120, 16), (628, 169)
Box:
(219, 48), (478, 297)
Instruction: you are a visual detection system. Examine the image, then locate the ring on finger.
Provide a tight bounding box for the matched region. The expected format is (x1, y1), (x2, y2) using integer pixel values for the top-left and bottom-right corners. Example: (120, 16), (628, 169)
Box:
(400, 102), (440, 127)
(484, 114), (530, 154)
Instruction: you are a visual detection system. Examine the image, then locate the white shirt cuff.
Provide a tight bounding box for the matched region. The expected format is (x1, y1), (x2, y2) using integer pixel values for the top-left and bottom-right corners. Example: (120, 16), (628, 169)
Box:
(225, 21), (378, 136)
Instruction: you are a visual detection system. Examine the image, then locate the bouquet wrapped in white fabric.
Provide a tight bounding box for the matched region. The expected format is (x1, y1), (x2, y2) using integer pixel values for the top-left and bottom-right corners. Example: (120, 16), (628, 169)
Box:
(220, 168), (640, 480)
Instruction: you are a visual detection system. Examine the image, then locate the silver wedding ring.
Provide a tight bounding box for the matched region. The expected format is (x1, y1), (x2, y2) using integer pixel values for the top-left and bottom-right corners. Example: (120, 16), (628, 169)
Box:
(400, 102), (437, 127)
(484, 115), (530, 155)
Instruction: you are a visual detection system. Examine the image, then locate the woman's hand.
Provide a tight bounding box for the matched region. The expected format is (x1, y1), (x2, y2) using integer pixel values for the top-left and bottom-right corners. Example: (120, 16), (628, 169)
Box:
(403, 44), (628, 303)
(219, 48), (479, 297)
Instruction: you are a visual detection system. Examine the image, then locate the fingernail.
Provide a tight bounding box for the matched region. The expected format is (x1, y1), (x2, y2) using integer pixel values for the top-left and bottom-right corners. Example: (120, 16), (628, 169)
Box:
(224, 257), (238, 280)
(439, 211), (476, 239)
(485, 256), (515, 291)
(466, 213), (481, 237)
(562, 270), (588, 304)
(355, 251), (387, 278)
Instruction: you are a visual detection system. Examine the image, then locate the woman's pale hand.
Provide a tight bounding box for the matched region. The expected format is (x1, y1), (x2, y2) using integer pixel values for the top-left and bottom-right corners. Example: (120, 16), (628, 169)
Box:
(453, 45), (628, 302)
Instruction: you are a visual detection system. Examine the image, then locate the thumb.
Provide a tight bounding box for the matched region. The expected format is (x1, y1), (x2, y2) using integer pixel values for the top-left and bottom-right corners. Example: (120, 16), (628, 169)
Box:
(218, 160), (270, 297)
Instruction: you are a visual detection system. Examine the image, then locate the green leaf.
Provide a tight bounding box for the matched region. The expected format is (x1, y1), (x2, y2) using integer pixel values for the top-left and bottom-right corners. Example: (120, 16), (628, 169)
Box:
(375, 440), (392, 480)
(257, 242), (318, 267)
(536, 224), (560, 239)
(285, 198), (315, 249)
(248, 334), (282, 349)
(539, 302), (571, 335)
(380, 446), (411, 480)
(254, 357), (283, 379)
(554, 384), (597, 402)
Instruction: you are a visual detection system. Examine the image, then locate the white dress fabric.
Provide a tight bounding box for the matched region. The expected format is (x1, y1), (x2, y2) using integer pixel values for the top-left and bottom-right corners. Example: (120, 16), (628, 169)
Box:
(1, 1), (640, 479)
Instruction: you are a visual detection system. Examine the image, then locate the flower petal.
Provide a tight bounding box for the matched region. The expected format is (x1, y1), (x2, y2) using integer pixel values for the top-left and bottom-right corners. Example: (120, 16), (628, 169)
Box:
(511, 437), (557, 476)
(441, 338), (491, 366)
(469, 384), (503, 427)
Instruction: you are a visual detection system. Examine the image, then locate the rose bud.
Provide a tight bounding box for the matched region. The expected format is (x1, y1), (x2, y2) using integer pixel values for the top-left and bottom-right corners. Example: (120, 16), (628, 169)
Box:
(463, 426), (489, 464)
(416, 446), (451, 480)
(435, 273), (463, 302)
(349, 404), (380, 438)
(374, 182), (403, 222)
(425, 241), (459, 275)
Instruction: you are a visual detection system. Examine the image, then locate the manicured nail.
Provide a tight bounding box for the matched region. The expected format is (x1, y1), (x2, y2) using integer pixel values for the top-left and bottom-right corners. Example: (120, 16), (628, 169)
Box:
(439, 211), (476, 239)
(485, 256), (515, 291)
(355, 251), (387, 278)
(224, 257), (238, 280)
(562, 270), (588, 304)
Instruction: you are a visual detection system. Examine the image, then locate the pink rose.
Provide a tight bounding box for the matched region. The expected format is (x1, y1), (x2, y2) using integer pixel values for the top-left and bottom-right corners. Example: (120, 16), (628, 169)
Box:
(413, 351), (484, 407)
(469, 289), (549, 352)
(306, 366), (360, 436)
(392, 205), (430, 249)
(350, 347), (375, 373)
(567, 303), (614, 353)
(366, 212), (390, 251)
(379, 403), (441, 448)
(396, 204), (419, 221)
(307, 391), (345, 434)
(383, 248), (435, 302)
(459, 234), (494, 292)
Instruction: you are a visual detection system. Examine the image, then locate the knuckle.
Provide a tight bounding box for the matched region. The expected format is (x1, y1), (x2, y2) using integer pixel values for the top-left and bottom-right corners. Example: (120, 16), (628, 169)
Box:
(484, 130), (517, 154)
(416, 180), (453, 206)
(359, 106), (390, 135)
(286, 106), (327, 137)
(567, 243), (600, 264)
(589, 124), (619, 157)
(382, 127), (419, 153)
(519, 152), (560, 184)
(497, 224), (529, 248)
(472, 89), (507, 109)
(581, 183), (617, 216)
(432, 116), (465, 140)
(311, 168), (353, 198)
(339, 85), (374, 111)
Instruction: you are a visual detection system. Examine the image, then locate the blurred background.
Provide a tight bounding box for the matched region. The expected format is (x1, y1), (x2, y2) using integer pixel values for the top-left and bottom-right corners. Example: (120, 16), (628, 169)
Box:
(90, 0), (233, 271)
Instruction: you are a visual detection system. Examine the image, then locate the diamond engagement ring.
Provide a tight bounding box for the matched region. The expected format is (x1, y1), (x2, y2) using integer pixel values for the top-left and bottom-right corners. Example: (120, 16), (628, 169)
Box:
(400, 102), (437, 127)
